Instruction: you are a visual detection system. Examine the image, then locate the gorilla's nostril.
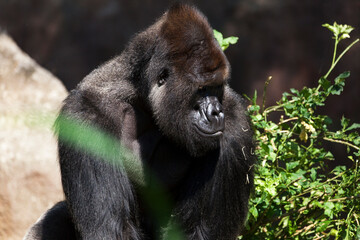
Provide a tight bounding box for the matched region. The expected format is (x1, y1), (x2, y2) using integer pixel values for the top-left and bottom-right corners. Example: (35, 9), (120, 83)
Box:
(211, 110), (219, 116)
(206, 104), (223, 122)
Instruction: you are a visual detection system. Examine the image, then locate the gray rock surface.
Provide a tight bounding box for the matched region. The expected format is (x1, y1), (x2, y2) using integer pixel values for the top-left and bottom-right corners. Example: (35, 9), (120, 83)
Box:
(0, 32), (67, 240)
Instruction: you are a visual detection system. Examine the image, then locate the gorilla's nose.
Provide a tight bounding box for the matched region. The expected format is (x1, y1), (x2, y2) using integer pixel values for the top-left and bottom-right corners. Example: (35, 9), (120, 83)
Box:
(205, 96), (224, 130)
(194, 96), (225, 136)
(206, 98), (223, 121)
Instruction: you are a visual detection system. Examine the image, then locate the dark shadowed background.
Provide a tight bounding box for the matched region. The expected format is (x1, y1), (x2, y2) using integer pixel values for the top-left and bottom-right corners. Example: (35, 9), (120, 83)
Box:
(1, 0), (359, 163)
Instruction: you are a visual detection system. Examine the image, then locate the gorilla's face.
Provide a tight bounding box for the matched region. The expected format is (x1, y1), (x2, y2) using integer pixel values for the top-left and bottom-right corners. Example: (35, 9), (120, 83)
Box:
(148, 37), (229, 157)
(144, 4), (230, 157)
(148, 71), (226, 155)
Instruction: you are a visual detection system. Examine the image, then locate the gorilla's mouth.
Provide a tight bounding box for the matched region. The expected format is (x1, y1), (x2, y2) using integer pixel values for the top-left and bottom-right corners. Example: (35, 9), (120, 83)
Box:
(192, 95), (225, 137)
(194, 123), (224, 137)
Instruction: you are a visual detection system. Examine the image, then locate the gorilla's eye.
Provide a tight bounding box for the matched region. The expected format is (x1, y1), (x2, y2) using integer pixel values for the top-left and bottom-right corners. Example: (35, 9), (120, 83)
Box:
(158, 69), (169, 86)
(198, 86), (207, 94)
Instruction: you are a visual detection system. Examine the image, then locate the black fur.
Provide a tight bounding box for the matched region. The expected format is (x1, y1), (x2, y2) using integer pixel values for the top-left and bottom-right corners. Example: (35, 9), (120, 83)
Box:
(24, 4), (255, 240)
(23, 202), (77, 240)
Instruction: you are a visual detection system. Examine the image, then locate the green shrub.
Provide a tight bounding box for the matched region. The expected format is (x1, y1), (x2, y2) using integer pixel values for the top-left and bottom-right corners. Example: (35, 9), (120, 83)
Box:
(235, 23), (360, 239)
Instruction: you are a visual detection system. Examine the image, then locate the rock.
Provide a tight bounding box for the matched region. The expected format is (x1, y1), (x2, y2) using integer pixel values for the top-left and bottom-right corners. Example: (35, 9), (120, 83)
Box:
(0, 32), (67, 240)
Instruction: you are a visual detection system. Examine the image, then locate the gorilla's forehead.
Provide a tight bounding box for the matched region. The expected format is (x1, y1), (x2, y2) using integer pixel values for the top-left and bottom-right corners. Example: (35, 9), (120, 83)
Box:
(158, 4), (230, 86)
(160, 4), (218, 58)
(160, 5), (210, 43)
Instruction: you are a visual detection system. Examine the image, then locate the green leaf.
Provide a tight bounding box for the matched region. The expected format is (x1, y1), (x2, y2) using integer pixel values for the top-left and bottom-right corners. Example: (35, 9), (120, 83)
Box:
(319, 77), (331, 93)
(252, 90), (258, 105)
(323, 22), (354, 41)
(346, 123), (360, 131)
(339, 33), (350, 40)
(356, 227), (360, 239)
(316, 220), (332, 233)
(223, 36), (239, 45)
(332, 165), (346, 174)
(254, 114), (263, 121)
(336, 71), (351, 80)
(284, 102), (295, 109)
(213, 29), (238, 51)
(324, 116), (333, 125)
(290, 88), (299, 95)
(286, 161), (300, 171)
(330, 228), (339, 237)
(324, 202), (335, 219)
(330, 71), (349, 95)
(249, 206), (258, 220)
(322, 23), (337, 37)
(324, 151), (334, 160)
(324, 201), (335, 211)
(280, 216), (290, 228)
(341, 116), (350, 130)
(310, 168), (317, 181)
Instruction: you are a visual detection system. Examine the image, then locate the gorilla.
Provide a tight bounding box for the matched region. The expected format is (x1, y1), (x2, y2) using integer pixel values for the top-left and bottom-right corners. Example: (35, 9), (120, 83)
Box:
(24, 3), (255, 240)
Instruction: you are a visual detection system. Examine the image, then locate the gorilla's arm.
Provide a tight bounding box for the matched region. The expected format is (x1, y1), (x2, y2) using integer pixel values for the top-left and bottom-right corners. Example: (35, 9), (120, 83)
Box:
(59, 147), (140, 239)
(57, 93), (142, 240)
(23, 201), (76, 240)
(55, 28), (159, 239)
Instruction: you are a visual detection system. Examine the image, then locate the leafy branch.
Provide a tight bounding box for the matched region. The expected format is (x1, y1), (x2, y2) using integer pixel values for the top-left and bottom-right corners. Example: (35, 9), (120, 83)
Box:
(213, 29), (239, 51)
(241, 22), (360, 240)
(322, 22), (359, 79)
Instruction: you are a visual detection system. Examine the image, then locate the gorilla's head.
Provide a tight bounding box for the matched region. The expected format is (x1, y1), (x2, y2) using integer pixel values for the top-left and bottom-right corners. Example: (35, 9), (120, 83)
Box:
(144, 4), (230, 157)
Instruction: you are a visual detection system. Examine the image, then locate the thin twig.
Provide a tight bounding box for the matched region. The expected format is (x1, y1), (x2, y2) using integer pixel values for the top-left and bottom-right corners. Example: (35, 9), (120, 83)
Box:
(262, 76), (272, 113)
(324, 38), (360, 79)
(278, 117), (299, 125)
(323, 137), (360, 150)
